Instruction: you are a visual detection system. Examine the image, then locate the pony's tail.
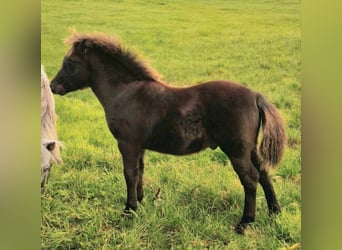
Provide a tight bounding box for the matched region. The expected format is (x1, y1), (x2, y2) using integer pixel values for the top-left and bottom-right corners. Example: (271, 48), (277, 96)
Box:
(257, 94), (286, 167)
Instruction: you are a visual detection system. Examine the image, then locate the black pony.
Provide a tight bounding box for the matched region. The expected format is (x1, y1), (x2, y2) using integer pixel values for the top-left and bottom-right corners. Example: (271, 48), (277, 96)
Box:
(51, 32), (286, 234)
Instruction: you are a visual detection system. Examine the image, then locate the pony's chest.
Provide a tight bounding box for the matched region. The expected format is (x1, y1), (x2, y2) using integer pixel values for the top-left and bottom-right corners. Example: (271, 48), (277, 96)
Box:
(105, 106), (153, 142)
(106, 115), (138, 141)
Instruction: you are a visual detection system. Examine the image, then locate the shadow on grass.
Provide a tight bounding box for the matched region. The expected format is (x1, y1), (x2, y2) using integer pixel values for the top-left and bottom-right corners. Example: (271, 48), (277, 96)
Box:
(176, 185), (242, 217)
(209, 150), (229, 166)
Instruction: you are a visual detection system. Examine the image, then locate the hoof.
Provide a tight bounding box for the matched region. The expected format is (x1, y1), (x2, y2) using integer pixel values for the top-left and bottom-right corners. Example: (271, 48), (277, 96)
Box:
(269, 204), (281, 215)
(234, 223), (247, 235)
(121, 208), (138, 218)
(234, 217), (254, 234)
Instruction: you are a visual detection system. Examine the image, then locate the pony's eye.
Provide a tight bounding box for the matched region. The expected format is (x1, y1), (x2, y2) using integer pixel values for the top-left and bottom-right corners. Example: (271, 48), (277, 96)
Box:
(65, 61), (75, 73)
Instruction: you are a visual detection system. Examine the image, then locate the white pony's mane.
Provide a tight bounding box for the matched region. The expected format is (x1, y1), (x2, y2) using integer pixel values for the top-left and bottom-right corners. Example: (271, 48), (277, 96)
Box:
(41, 65), (62, 164)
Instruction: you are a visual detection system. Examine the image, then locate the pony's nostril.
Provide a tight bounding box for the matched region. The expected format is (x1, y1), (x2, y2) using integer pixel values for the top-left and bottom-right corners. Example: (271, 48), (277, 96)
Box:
(56, 85), (66, 95)
(51, 84), (66, 95)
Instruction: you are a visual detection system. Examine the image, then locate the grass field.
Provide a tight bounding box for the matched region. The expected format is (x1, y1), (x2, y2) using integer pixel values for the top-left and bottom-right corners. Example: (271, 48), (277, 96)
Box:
(41, 0), (301, 249)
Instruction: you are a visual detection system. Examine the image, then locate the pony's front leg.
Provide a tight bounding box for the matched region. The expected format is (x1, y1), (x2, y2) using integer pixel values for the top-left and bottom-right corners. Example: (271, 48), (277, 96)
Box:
(118, 141), (141, 212)
(137, 151), (145, 202)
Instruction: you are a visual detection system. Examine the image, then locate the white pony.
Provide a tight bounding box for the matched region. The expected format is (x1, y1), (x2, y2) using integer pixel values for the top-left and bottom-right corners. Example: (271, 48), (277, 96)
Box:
(41, 65), (62, 192)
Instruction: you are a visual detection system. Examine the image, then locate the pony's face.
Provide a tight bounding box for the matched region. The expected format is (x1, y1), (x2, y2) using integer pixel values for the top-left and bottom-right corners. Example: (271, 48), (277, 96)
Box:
(41, 140), (55, 192)
(50, 50), (91, 95)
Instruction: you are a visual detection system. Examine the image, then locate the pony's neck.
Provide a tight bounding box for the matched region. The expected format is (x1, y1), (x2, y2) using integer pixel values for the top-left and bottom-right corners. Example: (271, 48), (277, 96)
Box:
(89, 54), (134, 85)
(89, 50), (158, 84)
(87, 55), (143, 109)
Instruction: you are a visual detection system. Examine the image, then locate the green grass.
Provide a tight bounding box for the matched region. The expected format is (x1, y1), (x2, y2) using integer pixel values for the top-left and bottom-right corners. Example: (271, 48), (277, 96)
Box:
(41, 0), (301, 249)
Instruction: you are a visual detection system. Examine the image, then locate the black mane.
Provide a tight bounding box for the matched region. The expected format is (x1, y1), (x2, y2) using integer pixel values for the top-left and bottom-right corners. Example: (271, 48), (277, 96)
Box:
(66, 32), (161, 82)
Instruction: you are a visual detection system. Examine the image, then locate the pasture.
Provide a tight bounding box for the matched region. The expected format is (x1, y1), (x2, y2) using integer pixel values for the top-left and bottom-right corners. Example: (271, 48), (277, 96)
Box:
(41, 0), (301, 249)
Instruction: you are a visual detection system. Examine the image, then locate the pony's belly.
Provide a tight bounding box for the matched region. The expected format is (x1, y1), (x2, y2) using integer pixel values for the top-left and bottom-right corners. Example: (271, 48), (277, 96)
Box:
(144, 136), (216, 156)
(146, 145), (205, 156)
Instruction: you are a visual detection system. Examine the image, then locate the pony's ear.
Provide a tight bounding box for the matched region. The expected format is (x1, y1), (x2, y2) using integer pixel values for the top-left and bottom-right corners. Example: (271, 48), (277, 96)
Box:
(46, 141), (56, 151)
(75, 40), (89, 55)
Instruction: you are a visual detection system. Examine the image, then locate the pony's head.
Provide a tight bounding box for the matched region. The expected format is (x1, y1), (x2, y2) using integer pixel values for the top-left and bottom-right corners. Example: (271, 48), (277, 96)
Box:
(50, 34), (93, 95)
(41, 65), (62, 192)
(50, 31), (161, 95)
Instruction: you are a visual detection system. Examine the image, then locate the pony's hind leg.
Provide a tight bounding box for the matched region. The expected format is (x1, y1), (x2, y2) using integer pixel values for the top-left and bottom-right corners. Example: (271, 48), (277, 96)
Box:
(221, 146), (260, 234)
(251, 150), (281, 214)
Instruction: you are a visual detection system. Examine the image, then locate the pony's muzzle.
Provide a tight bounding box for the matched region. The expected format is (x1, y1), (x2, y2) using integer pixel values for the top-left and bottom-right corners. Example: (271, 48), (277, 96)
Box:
(50, 81), (66, 95)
